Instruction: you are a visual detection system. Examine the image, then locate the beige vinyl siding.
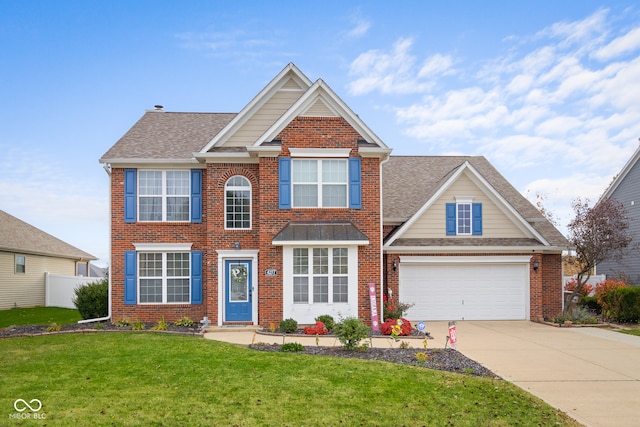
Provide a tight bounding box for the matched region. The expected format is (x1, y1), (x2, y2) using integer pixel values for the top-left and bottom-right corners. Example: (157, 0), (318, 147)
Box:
(404, 173), (527, 239)
(0, 251), (76, 309)
(224, 89), (304, 147)
(301, 98), (337, 117)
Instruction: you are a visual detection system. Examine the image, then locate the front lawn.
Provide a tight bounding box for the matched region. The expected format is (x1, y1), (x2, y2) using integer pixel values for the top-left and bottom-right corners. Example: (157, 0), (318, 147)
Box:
(0, 307), (81, 328)
(0, 333), (580, 426)
(618, 327), (640, 337)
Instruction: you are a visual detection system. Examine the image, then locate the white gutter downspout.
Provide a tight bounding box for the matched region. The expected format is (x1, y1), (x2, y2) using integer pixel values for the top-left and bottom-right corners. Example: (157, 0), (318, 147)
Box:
(379, 153), (391, 328)
(78, 163), (112, 324)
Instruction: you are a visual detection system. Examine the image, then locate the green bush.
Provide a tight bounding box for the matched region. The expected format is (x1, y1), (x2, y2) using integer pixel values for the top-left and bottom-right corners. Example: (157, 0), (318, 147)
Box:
(579, 296), (602, 315)
(610, 287), (640, 323)
(333, 317), (370, 350)
(279, 318), (298, 333)
(73, 279), (108, 320)
(279, 342), (305, 352)
(174, 317), (195, 327)
(315, 315), (335, 332)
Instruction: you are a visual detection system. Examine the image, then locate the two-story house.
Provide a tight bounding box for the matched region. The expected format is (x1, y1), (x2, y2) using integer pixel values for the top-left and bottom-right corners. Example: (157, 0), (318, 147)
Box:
(100, 63), (567, 326)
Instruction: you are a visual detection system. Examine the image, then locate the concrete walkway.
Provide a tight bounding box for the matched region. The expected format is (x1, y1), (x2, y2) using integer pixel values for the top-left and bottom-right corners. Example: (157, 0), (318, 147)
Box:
(205, 321), (640, 427)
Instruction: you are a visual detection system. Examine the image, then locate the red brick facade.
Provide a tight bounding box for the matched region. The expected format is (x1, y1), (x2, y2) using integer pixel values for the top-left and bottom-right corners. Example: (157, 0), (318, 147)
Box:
(110, 117), (381, 326)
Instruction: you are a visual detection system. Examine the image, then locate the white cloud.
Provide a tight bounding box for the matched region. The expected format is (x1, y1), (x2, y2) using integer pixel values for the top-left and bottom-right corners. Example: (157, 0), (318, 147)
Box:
(347, 38), (453, 95)
(349, 8), (640, 224)
(346, 18), (371, 38)
(593, 26), (640, 60)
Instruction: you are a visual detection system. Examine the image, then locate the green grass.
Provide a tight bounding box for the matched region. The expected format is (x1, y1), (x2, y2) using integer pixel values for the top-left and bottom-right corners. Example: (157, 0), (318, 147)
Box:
(0, 333), (580, 426)
(0, 307), (81, 328)
(618, 327), (640, 336)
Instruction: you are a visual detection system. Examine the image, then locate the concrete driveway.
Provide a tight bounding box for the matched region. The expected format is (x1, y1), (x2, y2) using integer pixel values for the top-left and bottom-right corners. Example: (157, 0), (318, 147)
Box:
(426, 321), (640, 427)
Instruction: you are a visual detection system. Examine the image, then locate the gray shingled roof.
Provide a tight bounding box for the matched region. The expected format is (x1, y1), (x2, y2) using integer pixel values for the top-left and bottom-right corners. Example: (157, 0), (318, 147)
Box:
(0, 210), (96, 260)
(382, 156), (568, 247)
(100, 111), (237, 161)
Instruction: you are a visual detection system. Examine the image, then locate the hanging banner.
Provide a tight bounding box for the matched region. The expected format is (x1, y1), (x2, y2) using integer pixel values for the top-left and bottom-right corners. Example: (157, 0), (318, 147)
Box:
(368, 283), (380, 332)
(448, 321), (457, 349)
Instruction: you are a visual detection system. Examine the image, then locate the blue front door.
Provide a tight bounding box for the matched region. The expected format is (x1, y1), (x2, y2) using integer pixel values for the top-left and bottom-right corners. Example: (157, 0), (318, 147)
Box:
(225, 260), (252, 322)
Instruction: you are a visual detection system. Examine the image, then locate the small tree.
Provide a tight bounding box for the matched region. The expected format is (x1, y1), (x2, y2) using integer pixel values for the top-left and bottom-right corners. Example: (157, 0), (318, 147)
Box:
(565, 198), (632, 314)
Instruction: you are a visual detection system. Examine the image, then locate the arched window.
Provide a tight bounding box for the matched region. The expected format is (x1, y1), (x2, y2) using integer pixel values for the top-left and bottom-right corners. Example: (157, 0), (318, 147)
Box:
(225, 176), (251, 229)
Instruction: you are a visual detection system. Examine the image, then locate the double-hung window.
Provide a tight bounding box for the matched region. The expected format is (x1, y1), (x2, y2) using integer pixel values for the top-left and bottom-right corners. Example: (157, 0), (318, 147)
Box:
(292, 159), (347, 208)
(139, 252), (190, 303)
(293, 247), (349, 304)
(457, 202), (471, 235)
(138, 170), (190, 221)
(15, 255), (25, 274)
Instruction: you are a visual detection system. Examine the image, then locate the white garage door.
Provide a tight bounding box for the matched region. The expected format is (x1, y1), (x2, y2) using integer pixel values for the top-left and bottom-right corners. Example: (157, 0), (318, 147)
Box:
(399, 261), (529, 321)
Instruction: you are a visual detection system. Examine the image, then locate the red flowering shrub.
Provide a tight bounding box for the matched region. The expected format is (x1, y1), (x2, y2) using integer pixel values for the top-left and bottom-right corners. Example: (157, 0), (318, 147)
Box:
(381, 318), (412, 336)
(303, 321), (328, 335)
(564, 278), (594, 296)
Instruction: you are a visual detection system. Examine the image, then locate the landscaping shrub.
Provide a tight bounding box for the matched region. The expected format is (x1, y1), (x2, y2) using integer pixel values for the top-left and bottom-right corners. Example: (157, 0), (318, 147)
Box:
(303, 321), (328, 335)
(279, 318), (298, 333)
(279, 342), (305, 352)
(570, 307), (597, 324)
(579, 296), (602, 315)
(383, 295), (414, 320)
(333, 317), (370, 350)
(174, 317), (195, 327)
(607, 287), (640, 323)
(73, 279), (108, 320)
(315, 315), (335, 332)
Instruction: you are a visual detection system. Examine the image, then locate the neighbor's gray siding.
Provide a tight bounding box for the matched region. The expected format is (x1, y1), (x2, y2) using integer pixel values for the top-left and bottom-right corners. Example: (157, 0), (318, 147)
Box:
(599, 160), (640, 283)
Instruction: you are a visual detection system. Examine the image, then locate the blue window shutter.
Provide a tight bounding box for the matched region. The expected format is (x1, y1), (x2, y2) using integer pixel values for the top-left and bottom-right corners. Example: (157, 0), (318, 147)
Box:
(446, 203), (456, 236)
(279, 158), (291, 209)
(191, 251), (203, 305)
(349, 158), (362, 209)
(472, 203), (483, 235)
(124, 251), (137, 305)
(124, 169), (137, 223)
(191, 169), (202, 223)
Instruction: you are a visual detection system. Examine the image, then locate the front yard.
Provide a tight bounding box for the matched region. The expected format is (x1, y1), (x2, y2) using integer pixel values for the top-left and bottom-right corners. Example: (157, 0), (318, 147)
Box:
(0, 333), (580, 426)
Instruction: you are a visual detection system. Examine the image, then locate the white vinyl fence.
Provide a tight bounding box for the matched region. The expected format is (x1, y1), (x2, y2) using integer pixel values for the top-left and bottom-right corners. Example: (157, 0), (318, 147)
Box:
(45, 273), (100, 309)
(563, 274), (606, 296)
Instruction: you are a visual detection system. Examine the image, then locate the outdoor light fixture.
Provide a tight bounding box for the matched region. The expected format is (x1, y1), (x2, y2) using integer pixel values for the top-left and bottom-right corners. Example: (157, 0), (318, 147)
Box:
(234, 241), (240, 250)
(392, 259), (398, 271)
(533, 259), (540, 272)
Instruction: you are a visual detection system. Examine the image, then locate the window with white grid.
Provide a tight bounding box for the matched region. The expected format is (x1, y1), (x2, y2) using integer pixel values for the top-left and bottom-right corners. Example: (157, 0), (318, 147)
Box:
(139, 252), (190, 304)
(292, 247), (348, 304)
(138, 170), (190, 222)
(225, 176), (251, 229)
(292, 159), (347, 207)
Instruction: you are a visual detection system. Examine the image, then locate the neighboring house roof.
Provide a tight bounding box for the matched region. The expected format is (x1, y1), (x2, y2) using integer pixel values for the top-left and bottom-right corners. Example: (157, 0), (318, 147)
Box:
(0, 210), (96, 260)
(99, 112), (236, 163)
(600, 144), (640, 200)
(382, 156), (568, 249)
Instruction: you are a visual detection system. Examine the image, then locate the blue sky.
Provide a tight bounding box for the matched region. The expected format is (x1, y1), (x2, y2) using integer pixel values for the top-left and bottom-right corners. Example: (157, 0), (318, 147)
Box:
(2, 1), (640, 266)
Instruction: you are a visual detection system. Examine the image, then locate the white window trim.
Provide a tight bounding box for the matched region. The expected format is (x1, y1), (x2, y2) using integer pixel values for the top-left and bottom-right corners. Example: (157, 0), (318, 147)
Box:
(292, 158), (348, 208)
(224, 175), (252, 230)
(289, 148), (351, 158)
(134, 243), (193, 251)
(137, 251), (191, 305)
(455, 196), (474, 236)
(137, 170), (191, 222)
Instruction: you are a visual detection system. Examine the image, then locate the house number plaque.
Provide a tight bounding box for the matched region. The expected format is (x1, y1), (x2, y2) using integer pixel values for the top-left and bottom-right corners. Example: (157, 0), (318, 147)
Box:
(265, 268), (278, 277)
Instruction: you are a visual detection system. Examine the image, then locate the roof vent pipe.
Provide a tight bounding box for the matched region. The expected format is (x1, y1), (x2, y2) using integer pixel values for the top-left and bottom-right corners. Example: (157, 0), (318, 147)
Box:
(154, 105), (164, 111)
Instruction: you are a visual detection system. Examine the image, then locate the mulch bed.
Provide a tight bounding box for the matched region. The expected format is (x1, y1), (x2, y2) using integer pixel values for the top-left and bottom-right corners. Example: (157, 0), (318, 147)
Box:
(0, 321), (202, 338)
